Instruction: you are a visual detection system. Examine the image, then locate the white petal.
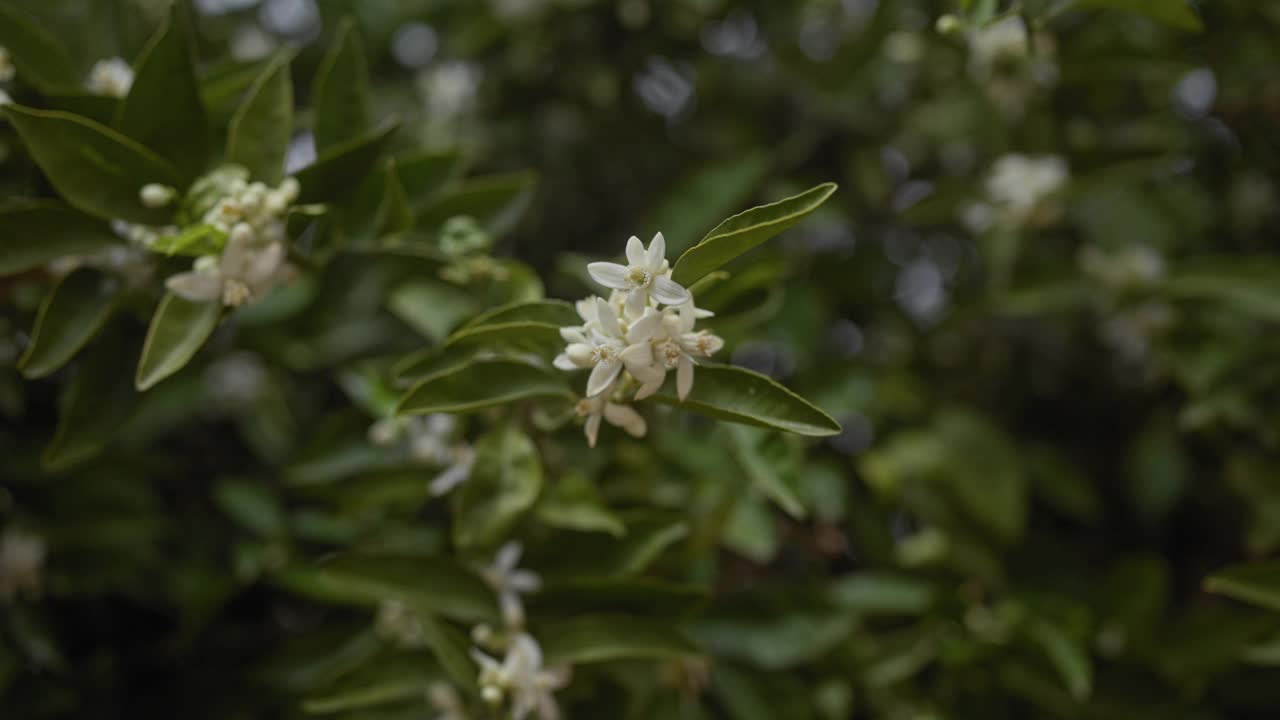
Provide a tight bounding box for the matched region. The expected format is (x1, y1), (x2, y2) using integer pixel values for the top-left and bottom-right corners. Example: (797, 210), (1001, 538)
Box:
(678, 302), (697, 333)
(677, 354), (695, 401)
(619, 342), (654, 372)
(624, 288), (647, 318)
(566, 343), (595, 368)
(500, 591), (526, 630)
(625, 235), (646, 265)
(594, 297), (622, 338)
(584, 413), (602, 448)
(495, 541), (523, 572)
(651, 276), (690, 306)
(646, 232), (666, 268)
(429, 462), (471, 496)
(587, 262), (628, 290)
(633, 378), (664, 401)
(559, 326), (587, 343)
(247, 242), (285, 286)
(166, 272), (222, 302)
(575, 297), (598, 323)
(587, 359), (622, 397)
(626, 309), (662, 344)
(553, 353), (578, 371)
(604, 402), (647, 438)
(509, 569), (542, 593)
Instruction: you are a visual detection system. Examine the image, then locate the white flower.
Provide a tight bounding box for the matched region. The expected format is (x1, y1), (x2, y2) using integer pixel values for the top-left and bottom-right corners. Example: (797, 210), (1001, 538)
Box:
(418, 61), (482, 120)
(0, 526), (47, 604)
(554, 296), (662, 397)
(575, 389), (647, 447)
(587, 233), (690, 316)
(0, 45), (14, 83)
(634, 303), (725, 401)
(375, 599), (426, 647)
(165, 227), (289, 307)
(429, 445), (476, 497)
(0, 88), (11, 108)
(471, 632), (570, 720)
(140, 183), (177, 208)
(985, 154), (1068, 226)
(86, 57), (134, 98)
(476, 542), (541, 629)
(968, 16), (1028, 76)
(427, 682), (470, 720)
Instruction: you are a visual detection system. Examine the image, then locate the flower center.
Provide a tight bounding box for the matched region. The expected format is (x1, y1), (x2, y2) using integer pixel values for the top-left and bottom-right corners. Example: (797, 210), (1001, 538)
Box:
(659, 340), (682, 369)
(591, 345), (618, 364)
(624, 265), (652, 290)
(694, 333), (720, 356)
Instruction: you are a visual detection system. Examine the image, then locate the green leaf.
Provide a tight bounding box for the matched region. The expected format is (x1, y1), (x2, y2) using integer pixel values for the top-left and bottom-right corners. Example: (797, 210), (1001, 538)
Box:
(1206, 561), (1280, 613)
(827, 573), (937, 615)
(311, 17), (371, 152)
(43, 329), (139, 471)
(226, 53), (293, 184)
(670, 183), (838, 286)
(1071, 0), (1204, 31)
(728, 425), (806, 520)
(395, 149), (466, 212)
(650, 364), (841, 437)
(115, 6), (209, 182)
(418, 171), (538, 236)
(1023, 616), (1094, 701)
(19, 268), (122, 379)
(3, 105), (182, 224)
(540, 615), (698, 665)
(0, 4), (79, 91)
(275, 554), (498, 623)
(445, 321), (563, 358)
(535, 473), (626, 537)
(547, 514), (689, 578)
(649, 152), (772, 255)
(453, 426), (544, 548)
(416, 614), (477, 694)
(530, 579), (708, 619)
(387, 281), (479, 343)
(1162, 258), (1280, 323)
(391, 344), (481, 384)
(135, 293), (222, 391)
(396, 360), (573, 416)
(459, 299), (580, 331)
(149, 224), (226, 256)
(214, 479), (285, 538)
(0, 202), (120, 276)
(295, 119), (400, 204)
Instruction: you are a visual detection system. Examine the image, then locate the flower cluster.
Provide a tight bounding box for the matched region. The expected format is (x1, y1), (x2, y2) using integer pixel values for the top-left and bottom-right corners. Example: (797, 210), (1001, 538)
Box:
(964, 153), (1069, 232)
(554, 233), (724, 447)
(0, 526), (46, 604)
(367, 414), (476, 497)
(472, 631), (569, 720)
(0, 45), (14, 107)
(164, 170), (301, 307)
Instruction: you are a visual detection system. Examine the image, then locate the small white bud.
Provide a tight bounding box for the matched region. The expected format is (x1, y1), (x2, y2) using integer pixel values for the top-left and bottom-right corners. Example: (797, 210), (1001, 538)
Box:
(480, 684), (503, 705)
(471, 623), (494, 644)
(194, 255), (220, 274)
(139, 183), (177, 208)
(279, 177), (301, 204)
(935, 14), (962, 35)
(230, 222), (255, 246)
(0, 88), (12, 108)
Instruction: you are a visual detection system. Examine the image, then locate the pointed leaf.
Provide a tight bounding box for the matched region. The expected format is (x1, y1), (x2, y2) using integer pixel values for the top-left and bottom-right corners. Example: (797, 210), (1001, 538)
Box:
(43, 329), (139, 471)
(540, 615), (698, 665)
(0, 202), (120, 275)
(671, 183), (838, 286)
(295, 118), (399, 204)
(453, 426), (544, 548)
(459, 299), (579, 331)
(136, 293), (222, 391)
(20, 268), (122, 378)
(1206, 561), (1280, 613)
(1161, 258), (1280, 323)
(418, 171), (538, 236)
(311, 17), (371, 151)
(396, 149), (466, 211)
(416, 614), (478, 694)
(396, 359), (573, 415)
(1071, 0), (1204, 31)
(3, 105), (182, 224)
(650, 364), (841, 437)
(226, 53), (293, 184)
(115, 6), (209, 181)
(0, 5), (78, 91)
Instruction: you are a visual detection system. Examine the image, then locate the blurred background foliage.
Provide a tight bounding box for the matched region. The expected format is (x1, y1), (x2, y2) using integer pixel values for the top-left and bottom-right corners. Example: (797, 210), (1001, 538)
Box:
(5, 0), (1280, 718)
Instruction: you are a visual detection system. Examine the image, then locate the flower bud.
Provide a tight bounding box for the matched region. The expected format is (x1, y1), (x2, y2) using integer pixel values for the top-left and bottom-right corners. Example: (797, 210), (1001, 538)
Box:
(139, 183), (177, 208)
(935, 14), (962, 35)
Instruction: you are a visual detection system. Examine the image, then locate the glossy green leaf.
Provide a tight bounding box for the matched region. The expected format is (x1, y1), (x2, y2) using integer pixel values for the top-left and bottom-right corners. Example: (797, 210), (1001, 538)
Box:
(0, 202), (120, 275)
(226, 53), (293, 184)
(387, 280), (477, 342)
(417, 171), (538, 236)
(311, 18), (371, 152)
(135, 293), (222, 391)
(1072, 0), (1204, 31)
(0, 4), (78, 91)
(396, 359), (573, 415)
(115, 6), (209, 181)
(459, 299), (579, 331)
(390, 344), (480, 384)
(19, 268), (122, 378)
(445, 321), (563, 357)
(540, 615), (698, 665)
(1162, 258), (1280, 323)
(649, 151), (771, 255)
(1206, 561), (1280, 613)
(43, 329), (139, 471)
(728, 425), (805, 519)
(650, 364), (841, 437)
(395, 149), (466, 211)
(276, 554), (497, 623)
(453, 426), (544, 548)
(670, 183), (837, 286)
(295, 119), (399, 204)
(3, 105), (182, 224)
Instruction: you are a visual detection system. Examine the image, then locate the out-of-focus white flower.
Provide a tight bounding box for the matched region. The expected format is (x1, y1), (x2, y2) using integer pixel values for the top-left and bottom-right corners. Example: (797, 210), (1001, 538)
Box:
(204, 351), (269, 409)
(968, 16), (1028, 75)
(476, 542), (541, 629)
(87, 57), (134, 98)
(140, 183), (177, 208)
(983, 154), (1069, 227)
(418, 61), (482, 121)
(575, 388), (647, 447)
(367, 415), (475, 496)
(1078, 244), (1166, 292)
(428, 682), (470, 720)
(0, 89), (11, 107)
(166, 229), (289, 307)
(491, 0), (548, 21)
(375, 599), (426, 647)
(0, 45), (14, 83)
(0, 526), (47, 604)
(588, 233), (690, 316)
(472, 632), (570, 720)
